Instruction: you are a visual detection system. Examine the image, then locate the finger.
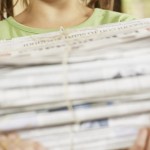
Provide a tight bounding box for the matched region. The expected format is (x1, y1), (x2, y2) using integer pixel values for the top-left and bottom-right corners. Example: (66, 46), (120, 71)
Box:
(11, 138), (25, 150)
(146, 129), (150, 150)
(0, 135), (7, 141)
(22, 140), (46, 150)
(0, 135), (9, 150)
(21, 140), (38, 150)
(130, 129), (148, 150)
(7, 133), (20, 140)
(8, 134), (24, 150)
(32, 142), (47, 150)
(0, 135), (17, 150)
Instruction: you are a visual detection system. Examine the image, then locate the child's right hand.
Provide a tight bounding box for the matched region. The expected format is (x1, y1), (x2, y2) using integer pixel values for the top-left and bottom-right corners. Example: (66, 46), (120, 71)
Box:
(130, 128), (150, 150)
(0, 133), (46, 150)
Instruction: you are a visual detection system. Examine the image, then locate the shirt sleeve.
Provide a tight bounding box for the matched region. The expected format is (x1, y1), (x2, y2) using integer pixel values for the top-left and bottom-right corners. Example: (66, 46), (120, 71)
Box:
(118, 13), (136, 22)
(99, 9), (135, 24)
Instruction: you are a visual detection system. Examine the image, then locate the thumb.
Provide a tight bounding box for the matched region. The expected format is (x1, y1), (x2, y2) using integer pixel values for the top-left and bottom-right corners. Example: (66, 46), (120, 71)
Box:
(130, 129), (148, 150)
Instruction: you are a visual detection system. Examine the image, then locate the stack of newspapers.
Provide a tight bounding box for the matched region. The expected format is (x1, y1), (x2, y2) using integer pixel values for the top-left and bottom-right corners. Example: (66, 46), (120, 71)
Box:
(0, 18), (150, 150)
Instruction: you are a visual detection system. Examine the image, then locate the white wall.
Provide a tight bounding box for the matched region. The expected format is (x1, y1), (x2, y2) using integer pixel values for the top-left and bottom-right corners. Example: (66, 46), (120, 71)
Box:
(122, 0), (150, 18)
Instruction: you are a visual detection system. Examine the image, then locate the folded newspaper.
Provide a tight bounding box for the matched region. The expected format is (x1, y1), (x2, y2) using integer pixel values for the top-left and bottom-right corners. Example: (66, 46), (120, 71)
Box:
(0, 18), (150, 150)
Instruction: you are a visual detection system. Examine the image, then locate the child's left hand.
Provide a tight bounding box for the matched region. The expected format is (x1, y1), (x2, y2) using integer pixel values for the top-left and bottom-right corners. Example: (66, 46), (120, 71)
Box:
(0, 133), (46, 150)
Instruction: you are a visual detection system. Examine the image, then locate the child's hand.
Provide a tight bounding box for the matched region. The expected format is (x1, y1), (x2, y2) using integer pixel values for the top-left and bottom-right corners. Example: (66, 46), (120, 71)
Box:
(0, 133), (46, 150)
(130, 128), (150, 150)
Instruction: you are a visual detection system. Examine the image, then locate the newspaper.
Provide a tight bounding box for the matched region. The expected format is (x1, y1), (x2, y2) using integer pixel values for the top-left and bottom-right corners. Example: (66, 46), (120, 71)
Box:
(0, 18), (150, 150)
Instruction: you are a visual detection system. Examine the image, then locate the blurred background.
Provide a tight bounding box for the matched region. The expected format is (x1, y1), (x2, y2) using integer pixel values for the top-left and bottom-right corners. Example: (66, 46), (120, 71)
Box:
(14, 0), (150, 18)
(122, 0), (150, 18)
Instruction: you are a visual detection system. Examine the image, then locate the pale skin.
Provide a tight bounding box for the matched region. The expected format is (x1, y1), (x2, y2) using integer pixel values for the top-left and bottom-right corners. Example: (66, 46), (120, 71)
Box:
(0, 0), (149, 149)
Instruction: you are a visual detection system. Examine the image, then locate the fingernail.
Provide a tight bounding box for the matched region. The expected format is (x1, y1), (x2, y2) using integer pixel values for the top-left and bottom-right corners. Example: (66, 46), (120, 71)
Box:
(137, 129), (148, 148)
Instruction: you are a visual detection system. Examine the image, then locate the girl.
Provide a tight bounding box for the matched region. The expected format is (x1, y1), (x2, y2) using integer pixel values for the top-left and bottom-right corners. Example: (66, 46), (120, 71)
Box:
(0, 0), (150, 150)
(0, 0), (135, 39)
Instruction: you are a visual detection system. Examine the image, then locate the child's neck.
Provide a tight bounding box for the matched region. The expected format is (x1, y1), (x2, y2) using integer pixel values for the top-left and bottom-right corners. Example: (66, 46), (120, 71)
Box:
(14, 0), (94, 29)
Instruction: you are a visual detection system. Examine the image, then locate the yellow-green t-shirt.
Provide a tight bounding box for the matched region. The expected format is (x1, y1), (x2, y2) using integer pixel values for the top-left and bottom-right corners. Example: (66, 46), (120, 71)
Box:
(0, 8), (134, 40)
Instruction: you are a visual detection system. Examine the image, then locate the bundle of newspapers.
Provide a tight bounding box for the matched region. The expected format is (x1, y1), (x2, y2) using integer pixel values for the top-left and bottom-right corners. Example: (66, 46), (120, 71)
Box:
(0, 18), (150, 150)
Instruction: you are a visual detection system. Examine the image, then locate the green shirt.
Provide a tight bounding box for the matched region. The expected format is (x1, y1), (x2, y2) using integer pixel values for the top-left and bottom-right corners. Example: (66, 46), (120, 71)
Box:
(0, 8), (134, 40)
